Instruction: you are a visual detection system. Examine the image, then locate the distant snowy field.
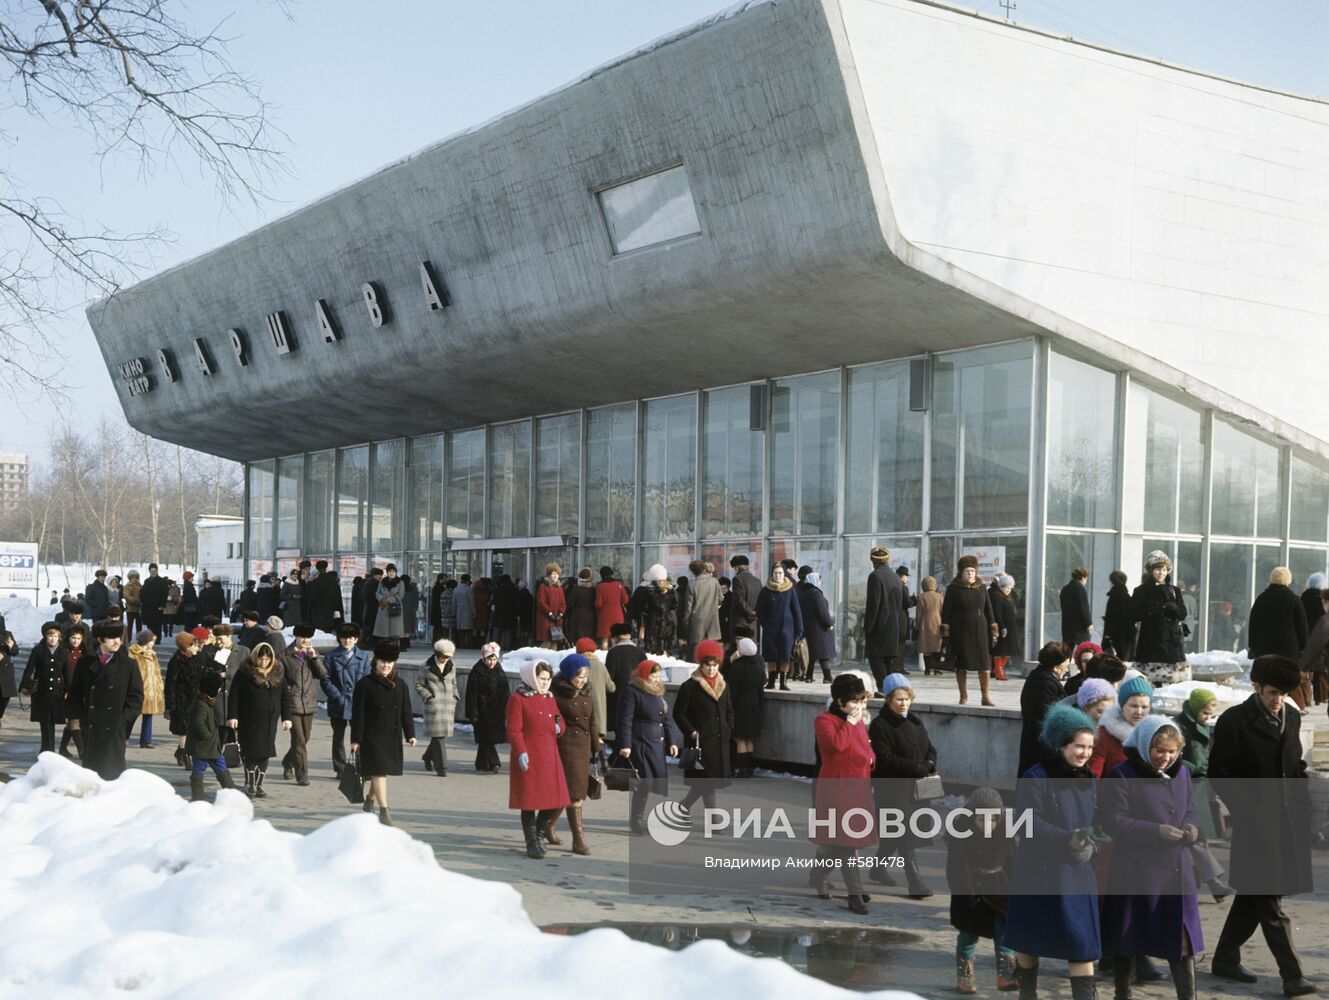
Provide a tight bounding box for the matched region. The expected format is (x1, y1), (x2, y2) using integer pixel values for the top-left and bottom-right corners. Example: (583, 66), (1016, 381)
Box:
(0, 755), (918, 999)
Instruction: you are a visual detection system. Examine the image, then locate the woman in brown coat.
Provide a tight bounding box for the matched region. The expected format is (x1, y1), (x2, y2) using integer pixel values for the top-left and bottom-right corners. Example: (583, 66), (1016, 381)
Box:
(550, 653), (600, 855)
(916, 577), (944, 676)
(940, 556), (998, 707)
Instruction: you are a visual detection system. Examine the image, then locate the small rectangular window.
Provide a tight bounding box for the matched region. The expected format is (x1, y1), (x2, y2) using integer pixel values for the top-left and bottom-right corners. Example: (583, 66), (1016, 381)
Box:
(597, 164), (701, 254)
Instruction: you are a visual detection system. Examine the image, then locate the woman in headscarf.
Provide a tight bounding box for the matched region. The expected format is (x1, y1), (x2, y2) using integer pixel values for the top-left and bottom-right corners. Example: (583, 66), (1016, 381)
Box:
(507, 659), (570, 858)
(551, 652), (601, 854)
(351, 641), (417, 826)
(126, 626), (164, 748)
(464, 641), (510, 773)
(225, 641), (289, 799)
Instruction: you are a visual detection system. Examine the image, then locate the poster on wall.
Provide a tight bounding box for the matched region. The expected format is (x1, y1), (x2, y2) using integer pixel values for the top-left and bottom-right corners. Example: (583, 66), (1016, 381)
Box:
(0, 541), (39, 592)
(962, 545), (1007, 584)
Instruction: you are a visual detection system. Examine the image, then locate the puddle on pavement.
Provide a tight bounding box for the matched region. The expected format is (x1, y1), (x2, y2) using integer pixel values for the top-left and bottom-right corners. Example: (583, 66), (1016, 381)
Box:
(543, 923), (918, 992)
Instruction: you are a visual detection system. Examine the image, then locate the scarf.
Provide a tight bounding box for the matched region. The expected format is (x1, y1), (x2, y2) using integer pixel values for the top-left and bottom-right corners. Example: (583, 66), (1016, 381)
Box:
(630, 673), (665, 698)
(765, 578), (792, 593)
(373, 668), (396, 689)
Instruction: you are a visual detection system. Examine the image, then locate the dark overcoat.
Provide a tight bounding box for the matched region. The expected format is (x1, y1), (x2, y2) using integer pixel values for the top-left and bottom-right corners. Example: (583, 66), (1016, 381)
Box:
(989, 584), (1021, 658)
(1247, 584), (1309, 660)
(724, 653), (766, 739)
(506, 686), (570, 810)
(604, 641), (643, 731)
(464, 658), (510, 745)
(66, 650), (144, 780)
(729, 569), (763, 636)
(1102, 582), (1137, 661)
(796, 582), (837, 662)
(1131, 580), (1188, 663)
(21, 642), (66, 725)
(1208, 693), (1313, 896)
(616, 676), (680, 781)
(863, 564), (903, 656)
(186, 695), (223, 760)
(1002, 756), (1101, 962)
(869, 708), (937, 848)
(754, 583), (803, 663)
(308, 572), (345, 634)
(1098, 750), (1204, 960)
(940, 581), (996, 672)
(552, 677), (598, 801)
(946, 824), (1015, 938)
(565, 584), (598, 644)
(642, 583), (678, 656)
(165, 649), (209, 737)
(1017, 665), (1066, 778)
(226, 659), (287, 759)
(1059, 581), (1092, 645)
(672, 672), (734, 785)
(351, 673), (415, 777)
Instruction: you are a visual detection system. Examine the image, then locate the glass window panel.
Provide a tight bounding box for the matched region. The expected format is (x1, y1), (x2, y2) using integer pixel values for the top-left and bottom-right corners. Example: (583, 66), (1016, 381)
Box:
(1209, 542), (1254, 652)
(931, 343), (1032, 530)
(1047, 353), (1117, 528)
(1256, 544), (1285, 606)
(845, 362), (924, 533)
(1042, 532), (1115, 648)
(488, 422), (531, 539)
(275, 455), (302, 551)
(247, 460), (274, 568)
(585, 404), (636, 543)
(335, 447), (367, 553)
(369, 440), (405, 552)
(447, 429), (485, 541)
(700, 541), (764, 590)
(597, 164), (701, 254)
(1211, 421), (1280, 538)
(843, 537), (919, 663)
(639, 543), (696, 586)
(702, 386), (763, 537)
(535, 414), (580, 537)
(642, 395), (696, 542)
(1138, 538), (1201, 653)
(770, 372), (840, 536)
(1290, 455), (1329, 543)
(407, 435), (443, 551)
(304, 451), (334, 554)
(1125, 384), (1204, 535)
(585, 546), (636, 591)
(1290, 547), (1328, 592)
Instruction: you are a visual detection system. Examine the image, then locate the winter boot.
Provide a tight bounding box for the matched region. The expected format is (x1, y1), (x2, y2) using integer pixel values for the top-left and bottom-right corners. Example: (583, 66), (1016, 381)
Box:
(1016, 963), (1038, 1000)
(253, 769), (267, 798)
(629, 793), (649, 836)
(243, 767), (256, 798)
(997, 951), (1019, 991)
(522, 816), (546, 859)
(72, 728), (85, 760)
(979, 670), (995, 707)
(778, 670), (790, 692)
(379, 806), (393, 827)
(956, 670), (969, 705)
(1113, 956), (1134, 1000)
(1167, 958), (1196, 1000)
(190, 775), (207, 802)
(904, 856), (933, 898)
(1134, 957), (1164, 983)
(217, 769), (238, 792)
(540, 808), (564, 846)
(569, 804), (591, 855)
(956, 957), (977, 995)
(764, 670), (777, 690)
(821, 664), (833, 683)
(846, 894), (869, 915)
(993, 657), (1009, 681)
(174, 745), (190, 769)
(1069, 975), (1097, 1000)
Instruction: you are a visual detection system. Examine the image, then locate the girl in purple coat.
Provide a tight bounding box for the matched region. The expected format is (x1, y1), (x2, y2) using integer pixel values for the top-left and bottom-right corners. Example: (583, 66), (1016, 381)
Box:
(1098, 715), (1203, 1000)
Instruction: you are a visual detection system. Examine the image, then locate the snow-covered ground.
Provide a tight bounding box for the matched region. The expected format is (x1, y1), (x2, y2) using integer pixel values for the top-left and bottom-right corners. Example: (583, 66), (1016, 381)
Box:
(0, 755), (917, 999)
(503, 645), (699, 683)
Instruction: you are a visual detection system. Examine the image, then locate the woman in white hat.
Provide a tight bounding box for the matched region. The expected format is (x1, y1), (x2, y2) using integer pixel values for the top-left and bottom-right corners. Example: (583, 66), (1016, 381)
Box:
(415, 638), (459, 776)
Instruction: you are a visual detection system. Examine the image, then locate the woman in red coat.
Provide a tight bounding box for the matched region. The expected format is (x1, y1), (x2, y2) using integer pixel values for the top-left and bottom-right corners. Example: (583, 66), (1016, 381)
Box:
(810, 672), (876, 914)
(535, 564), (567, 649)
(594, 566), (630, 648)
(507, 658), (570, 858)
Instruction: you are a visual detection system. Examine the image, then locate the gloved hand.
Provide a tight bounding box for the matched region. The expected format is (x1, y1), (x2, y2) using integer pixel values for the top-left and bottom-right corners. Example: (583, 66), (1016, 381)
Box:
(517, 752), (529, 771)
(554, 720), (562, 735)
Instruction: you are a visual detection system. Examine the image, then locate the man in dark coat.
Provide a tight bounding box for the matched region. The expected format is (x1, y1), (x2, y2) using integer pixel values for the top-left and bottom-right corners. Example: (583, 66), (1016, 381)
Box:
(728, 556), (762, 642)
(603, 624), (643, 735)
(362, 567), (385, 638)
(307, 560), (345, 634)
(20, 622), (67, 752)
(1016, 641), (1069, 777)
(236, 611), (266, 654)
(1248, 567), (1309, 661)
(1058, 567), (1093, 645)
(83, 570), (111, 621)
(197, 579), (228, 620)
(278, 624), (325, 786)
(863, 546), (903, 691)
(490, 574), (519, 650)
(1301, 574), (1327, 703)
(350, 576), (365, 627)
(237, 581), (259, 616)
(139, 564), (170, 638)
(795, 569), (836, 683)
(1209, 655), (1316, 997)
(1101, 570), (1136, 661)
(65, 622), (145, 780)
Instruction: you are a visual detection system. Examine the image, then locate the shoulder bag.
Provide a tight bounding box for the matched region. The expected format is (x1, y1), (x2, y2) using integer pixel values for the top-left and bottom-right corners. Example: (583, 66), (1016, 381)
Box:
(912, 773), (944, 801)
(604, 754), (640, 793)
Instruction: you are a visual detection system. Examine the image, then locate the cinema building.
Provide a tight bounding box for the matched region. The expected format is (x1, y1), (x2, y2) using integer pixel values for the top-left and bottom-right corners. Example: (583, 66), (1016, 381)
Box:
(88, 0), (1329, 659)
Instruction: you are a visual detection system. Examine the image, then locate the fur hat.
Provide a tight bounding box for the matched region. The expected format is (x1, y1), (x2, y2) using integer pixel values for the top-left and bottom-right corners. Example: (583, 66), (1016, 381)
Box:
(1072, 640), (1103, 664)
(880, 673), (912, 699)
(997, 574), (1015, 588)
(190, 626), (210, 643)
(1117, 675), (1154, 707)
(1186, 688), (1218, 716)
(41, 621), (61, 635)
(336, 623), (361, 639)
(1076, 678), (1116, 710)
(175, 632), (197, 650)
(1250, 654), (1302, 693)
(574, 637), (598, 654)
(372, 641), (400, 663)
(292, 624), (316, 638)
(1040, 703), (1096, 751)
(694, 639), (725, 663)
(481, 641), (501, 658)
(1144, 549), (1172, 571)
(1124, 715), (1182, 757)
(610, 623), (633, 638)
(266, 616), (285, 631)
(645, 563), (668, 583)
(558, 653), (590, 682)
(1270, 566), (1292, 587)
(831, 672), (867, 702)
(198, 672), (224, 699)
(957, 554), (979, 573)
(433, 638), (456, 659)
(869, 546), (890, 564)
(92, 621), (122, 640)
(736, 637), (758, 657)
(1308, 572), (1328, 591)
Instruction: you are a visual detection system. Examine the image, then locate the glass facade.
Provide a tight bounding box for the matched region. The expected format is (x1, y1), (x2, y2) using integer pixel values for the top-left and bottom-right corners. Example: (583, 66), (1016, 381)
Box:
(245, 338), (1329, 661)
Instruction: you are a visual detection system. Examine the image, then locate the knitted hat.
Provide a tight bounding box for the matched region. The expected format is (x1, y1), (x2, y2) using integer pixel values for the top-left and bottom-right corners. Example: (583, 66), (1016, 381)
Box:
(135, 627), (155, 645)
(997, 574), (1015, 588)
(336, 623), (361, 639)
(957, 555), (979, 572)
(481, 641), (501, 658)
(433, 638), (456, 659)
(574, 637), (598, 654)
(635, 659), (660, 680)
(187, 626), (208, 643)
(1145, 549), (1172, 571)
(880, 673), (912, 698)
(198, 672), (224, 698)
(1040, 703), (1096, 751)
(1117, 675), (1153, 707)
(372, 641), (400, 663)
(1124, 715), (1181, 756)
(558, 653), (590, 682)
(41, 621), (60, 635)
(1250, 654), (1302, 693)
(1076, 678), (1116, 710)
(694, 639), (724, 663)
(610, 623), (632, 638)
(266, 616), (284, 631)
(1186, 688), (1218, 716)
(175, 631), (197, 649)
(1270, 566), (1292, 587)
(645, 563), (668, 583)
(736, 637), (758, 657)
(292, 624), (316, 638)
(1308, 572), (1328, 591)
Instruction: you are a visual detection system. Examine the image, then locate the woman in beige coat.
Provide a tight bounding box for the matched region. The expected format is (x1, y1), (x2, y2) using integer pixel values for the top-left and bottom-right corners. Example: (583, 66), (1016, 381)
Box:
(916, 577), (944, 676)
(127, 627), (165, 748)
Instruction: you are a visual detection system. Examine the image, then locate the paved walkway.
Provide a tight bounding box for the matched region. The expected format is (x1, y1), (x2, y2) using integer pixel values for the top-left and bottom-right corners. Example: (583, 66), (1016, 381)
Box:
(1, 707), (1326, 998)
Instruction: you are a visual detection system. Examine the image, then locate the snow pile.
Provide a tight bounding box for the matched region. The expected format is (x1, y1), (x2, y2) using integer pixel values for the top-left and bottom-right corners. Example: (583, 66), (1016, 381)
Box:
(1150, 678), (1251, 716)
(504, 646), (699, 683)
(0, 755), (915, 1000)
(0, 596), (57, 646)
(1186, 648), (1252, 681)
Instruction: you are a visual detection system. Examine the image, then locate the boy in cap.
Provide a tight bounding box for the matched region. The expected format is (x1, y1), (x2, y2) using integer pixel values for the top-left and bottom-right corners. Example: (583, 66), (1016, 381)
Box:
(187, 671), (239, 801)
(280, 623), (325, 785)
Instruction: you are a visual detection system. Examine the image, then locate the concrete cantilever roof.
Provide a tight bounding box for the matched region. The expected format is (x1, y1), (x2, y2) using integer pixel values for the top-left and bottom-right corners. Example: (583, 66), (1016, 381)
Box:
(87, 0), (1329, 463)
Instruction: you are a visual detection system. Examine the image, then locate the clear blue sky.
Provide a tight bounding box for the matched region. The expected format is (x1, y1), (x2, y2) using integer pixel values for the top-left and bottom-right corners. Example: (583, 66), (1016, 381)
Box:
(5, 0), (1326, 460)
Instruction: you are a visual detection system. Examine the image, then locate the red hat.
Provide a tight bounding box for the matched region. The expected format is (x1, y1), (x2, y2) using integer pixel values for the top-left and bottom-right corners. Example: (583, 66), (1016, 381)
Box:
(182, 571), (194, 580)
(635, 659), (660, 680)
(694, 639), (724, 663)
(190, 626), (210, 642)
(574, 637), (597, 654)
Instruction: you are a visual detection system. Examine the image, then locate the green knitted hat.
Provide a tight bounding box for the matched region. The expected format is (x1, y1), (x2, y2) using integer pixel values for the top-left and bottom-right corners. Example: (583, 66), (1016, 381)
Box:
(1186, 688), (1217, 716)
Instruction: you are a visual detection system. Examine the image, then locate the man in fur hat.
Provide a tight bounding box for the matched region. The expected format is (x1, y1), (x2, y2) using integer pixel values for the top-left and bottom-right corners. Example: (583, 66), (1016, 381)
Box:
(863, 546), (903, 692)
(66, 621), (145, 780)
(279, 623), (326, 786)
(1208, 655), (1316, 997)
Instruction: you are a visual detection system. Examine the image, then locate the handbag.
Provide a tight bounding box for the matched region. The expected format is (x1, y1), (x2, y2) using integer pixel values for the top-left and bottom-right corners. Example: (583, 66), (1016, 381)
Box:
(680, 734), (703, 772)
(549, 625), (565, 642)
(387, 602), (403, 618)
(339, 752), (365, 804)
(912, 773), (944, 801)
(604, 755), (639, 793)
(221, 727), (241, 769)
(586, 761), (604, 801)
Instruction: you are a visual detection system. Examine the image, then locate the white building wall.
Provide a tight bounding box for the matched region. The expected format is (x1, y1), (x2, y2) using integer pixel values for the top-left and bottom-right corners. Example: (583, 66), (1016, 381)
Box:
(196, 519), (245, 584)
(839, 0), (1329, 442)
